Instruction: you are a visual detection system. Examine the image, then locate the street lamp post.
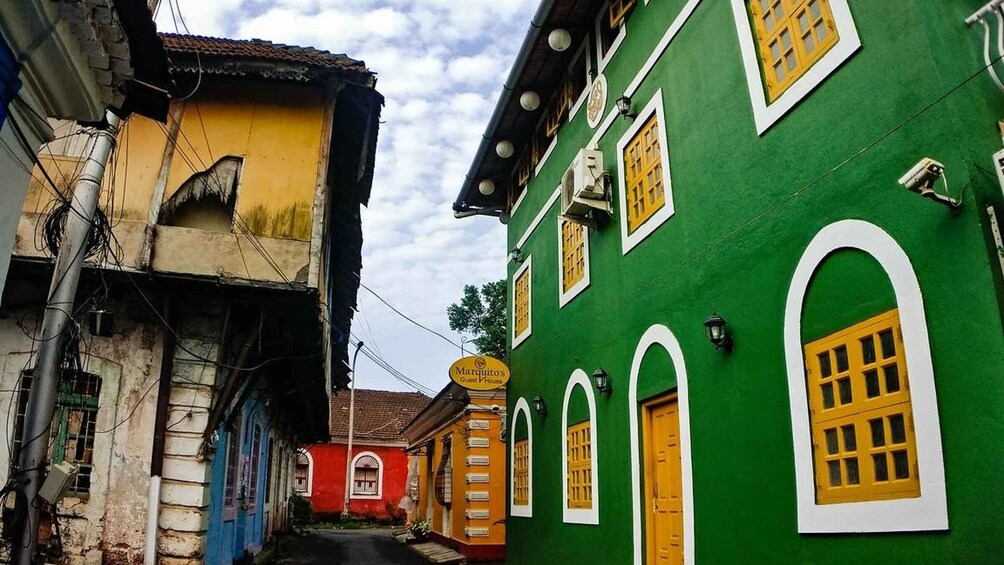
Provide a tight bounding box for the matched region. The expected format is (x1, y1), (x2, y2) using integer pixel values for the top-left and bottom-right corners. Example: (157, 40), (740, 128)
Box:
(342, 341), (364, 518)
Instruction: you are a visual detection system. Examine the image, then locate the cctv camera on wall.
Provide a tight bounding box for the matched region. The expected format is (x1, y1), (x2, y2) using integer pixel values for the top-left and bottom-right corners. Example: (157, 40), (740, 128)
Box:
(898, 157), (945, 193)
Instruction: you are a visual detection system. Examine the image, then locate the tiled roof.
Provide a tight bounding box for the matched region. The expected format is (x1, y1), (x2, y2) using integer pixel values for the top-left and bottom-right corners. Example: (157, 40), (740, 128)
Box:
(159, 33), (371, 77)
(330, 389), (432, 443)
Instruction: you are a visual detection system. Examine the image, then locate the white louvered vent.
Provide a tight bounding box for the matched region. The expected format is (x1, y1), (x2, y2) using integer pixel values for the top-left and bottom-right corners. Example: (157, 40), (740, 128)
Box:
(466, 491), (490, 501)
(465, 527), (490, 537)
(466, 455), (489, 466)
(466, 473), (490, 484)
(468, 419), (490, 430)
(466, 509), (490, 520)
(467, 437), (490, 448)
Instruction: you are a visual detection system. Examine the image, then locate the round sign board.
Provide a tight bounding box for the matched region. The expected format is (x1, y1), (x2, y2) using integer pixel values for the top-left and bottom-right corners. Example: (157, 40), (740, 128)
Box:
(586, 74), (607, 129)
(449, 355), (510, 391)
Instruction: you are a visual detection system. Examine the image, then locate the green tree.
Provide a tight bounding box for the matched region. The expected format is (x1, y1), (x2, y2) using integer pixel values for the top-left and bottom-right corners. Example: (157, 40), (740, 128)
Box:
(447, 279), (507, 362)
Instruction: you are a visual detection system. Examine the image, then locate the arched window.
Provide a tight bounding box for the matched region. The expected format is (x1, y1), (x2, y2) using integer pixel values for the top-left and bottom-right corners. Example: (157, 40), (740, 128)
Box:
(784, 219), (947, 533)
(510, 397), (534, 517)
(561, 369), (598, 525)
(350, 452), (384, 499)
(294, 449), (313, 497)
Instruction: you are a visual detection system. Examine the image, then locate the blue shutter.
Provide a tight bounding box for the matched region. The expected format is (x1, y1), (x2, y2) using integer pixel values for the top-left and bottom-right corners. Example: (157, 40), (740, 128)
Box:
(0, 35), (22, 130)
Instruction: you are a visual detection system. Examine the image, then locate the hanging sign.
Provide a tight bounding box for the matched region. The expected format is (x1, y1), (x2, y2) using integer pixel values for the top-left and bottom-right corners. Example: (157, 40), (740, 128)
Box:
(449, 355), (510, 391)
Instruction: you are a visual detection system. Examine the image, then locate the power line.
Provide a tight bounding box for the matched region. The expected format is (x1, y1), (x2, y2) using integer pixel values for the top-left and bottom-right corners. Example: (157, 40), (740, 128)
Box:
(358, 282), (462, 350)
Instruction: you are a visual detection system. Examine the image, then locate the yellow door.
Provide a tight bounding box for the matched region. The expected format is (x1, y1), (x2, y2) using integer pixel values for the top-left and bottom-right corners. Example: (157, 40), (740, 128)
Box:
(644, 393), (684, 564)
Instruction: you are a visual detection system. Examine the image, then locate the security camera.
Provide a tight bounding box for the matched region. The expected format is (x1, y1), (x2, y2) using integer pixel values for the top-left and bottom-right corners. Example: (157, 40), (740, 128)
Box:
(490, 404), (501, 413)
(898, 158), (944, 194)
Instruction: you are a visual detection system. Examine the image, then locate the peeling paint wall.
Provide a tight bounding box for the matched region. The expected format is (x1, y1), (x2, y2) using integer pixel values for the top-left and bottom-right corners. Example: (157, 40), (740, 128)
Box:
(0, 296), (164, 565)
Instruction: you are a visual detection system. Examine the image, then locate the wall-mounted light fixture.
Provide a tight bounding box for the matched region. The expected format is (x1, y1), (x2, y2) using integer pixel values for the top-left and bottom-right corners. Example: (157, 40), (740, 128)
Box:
(478, 179), (496, 196)
(704, 312), (734, 352)
(507, 247), (523, 264)
(548, 28), (572, 52)
(615, 95), (636, 120)
(520, 91), (541, 112)
(496, 140), (515, 159)
(591, 367), (611, 395)
(533, 395), (547, 417)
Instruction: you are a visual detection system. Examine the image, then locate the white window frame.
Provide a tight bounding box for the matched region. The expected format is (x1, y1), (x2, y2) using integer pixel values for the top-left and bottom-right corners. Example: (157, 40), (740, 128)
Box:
(784, 219), (948, 533)
(730, 0), (861, 135)
(293, 448), (313, 497)
(512, 256), (533, 349)
(595, 1), (628, 75)
(616, 89), (674, 255)
(561, 369), (599, 525)
(569, 39), (594, 122)
(349, 451), (384, 500)
(557, 218), (591, 307)
(509, 397), (534, 518)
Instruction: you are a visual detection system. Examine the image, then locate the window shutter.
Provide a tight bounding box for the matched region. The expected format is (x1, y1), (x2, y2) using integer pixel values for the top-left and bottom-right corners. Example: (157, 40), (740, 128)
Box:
(609, 0), (637, 28)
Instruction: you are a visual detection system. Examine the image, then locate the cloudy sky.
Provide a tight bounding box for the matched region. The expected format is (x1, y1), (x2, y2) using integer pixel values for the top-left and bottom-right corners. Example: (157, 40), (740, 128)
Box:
(156, 0), (533, 396)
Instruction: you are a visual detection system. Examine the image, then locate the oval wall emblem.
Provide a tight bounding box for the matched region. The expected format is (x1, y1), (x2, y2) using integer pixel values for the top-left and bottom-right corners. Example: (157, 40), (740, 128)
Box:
(449, 355), (510, 391)
(586, 74), (607, 129)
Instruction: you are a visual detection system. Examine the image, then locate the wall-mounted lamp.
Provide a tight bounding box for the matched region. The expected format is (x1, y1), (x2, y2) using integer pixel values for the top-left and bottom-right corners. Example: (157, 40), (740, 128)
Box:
(520, 91), (541, 112)
(615, 95), (636, 120)
(548, 28), (572, 52)
(704, 313), (734, 352)
(533, 395), (547, 417)
(478, 179), (496, 196)
(591, 367), (611, 395)
(507, 247), (523, 264)
(496, 140), (515, 159)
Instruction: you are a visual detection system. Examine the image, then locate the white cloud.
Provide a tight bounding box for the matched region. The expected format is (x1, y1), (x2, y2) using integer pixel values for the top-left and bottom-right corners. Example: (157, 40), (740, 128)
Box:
(161, 0), (525, 393)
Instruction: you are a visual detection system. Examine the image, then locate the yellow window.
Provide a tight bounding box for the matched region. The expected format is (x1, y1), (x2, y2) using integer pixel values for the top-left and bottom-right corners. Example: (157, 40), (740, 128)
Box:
(514, 439), (529, 505)
(514, 268), (530, 338)
(567, 421), (592, 509)
(804, 309), (921, 504)
(609, 0), (636, 28)
(623, 113), (665, 234)
(748, 0), (840, 101)
(561, 220), (586, 292)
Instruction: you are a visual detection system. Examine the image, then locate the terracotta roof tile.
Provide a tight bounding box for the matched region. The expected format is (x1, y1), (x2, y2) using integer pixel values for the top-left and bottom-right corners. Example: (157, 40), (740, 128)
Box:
(330, 389), (432, 443)
(160, 33), (371, 77)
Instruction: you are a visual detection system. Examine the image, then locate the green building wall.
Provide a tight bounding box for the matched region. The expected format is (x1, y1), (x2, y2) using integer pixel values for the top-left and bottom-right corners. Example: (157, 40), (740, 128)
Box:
(503, 0), (1004, 563)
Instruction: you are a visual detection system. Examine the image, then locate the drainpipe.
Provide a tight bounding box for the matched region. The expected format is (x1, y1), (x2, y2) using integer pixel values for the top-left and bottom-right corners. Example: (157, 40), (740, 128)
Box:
(146, 295), (176, 565)
(341, 341), (364, 518)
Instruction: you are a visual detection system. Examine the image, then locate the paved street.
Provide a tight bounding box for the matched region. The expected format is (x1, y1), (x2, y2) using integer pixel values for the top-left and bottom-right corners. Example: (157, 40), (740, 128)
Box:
(277, 529), (432, 565)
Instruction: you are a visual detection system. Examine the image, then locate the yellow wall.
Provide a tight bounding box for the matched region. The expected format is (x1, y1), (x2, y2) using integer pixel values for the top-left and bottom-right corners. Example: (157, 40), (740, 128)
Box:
(16, 77), (328, 282)
(410, 396), (507, 548)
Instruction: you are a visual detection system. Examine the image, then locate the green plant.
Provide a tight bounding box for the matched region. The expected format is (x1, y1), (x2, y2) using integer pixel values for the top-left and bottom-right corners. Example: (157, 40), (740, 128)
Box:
(408, 519), (431, 538)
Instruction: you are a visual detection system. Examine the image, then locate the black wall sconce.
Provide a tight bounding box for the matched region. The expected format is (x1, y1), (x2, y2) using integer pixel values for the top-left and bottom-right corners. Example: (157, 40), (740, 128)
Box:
(704, 312), (734, 352)
(591, 367), (611, 395)
(533, 395), (547, 417)
(616, 95), (637, 120)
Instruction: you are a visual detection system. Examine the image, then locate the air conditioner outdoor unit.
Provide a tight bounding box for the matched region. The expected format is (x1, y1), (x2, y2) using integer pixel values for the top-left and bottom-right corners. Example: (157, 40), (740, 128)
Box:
(560, 149), (610, 225)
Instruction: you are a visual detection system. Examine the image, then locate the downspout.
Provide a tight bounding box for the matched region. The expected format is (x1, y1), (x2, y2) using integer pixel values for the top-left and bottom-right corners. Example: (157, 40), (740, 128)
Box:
(146, 295), (176, 565)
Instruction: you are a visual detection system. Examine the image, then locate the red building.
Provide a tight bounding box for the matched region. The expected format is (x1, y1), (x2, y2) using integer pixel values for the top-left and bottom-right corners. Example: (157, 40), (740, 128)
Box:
(301, 389), (430, 520)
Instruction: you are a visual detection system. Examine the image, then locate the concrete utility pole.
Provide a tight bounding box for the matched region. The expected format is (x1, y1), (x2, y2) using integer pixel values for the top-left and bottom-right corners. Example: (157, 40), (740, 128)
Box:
(342, 341), (364, 518)
(13, 112), (119, 565)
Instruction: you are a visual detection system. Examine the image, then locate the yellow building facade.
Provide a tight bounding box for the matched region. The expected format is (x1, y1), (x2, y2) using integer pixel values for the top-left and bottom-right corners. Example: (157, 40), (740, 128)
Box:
(403, 383), (506, 562)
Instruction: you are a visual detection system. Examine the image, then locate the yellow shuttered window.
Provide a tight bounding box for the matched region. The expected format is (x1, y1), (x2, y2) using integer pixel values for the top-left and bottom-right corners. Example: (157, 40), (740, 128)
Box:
(514, 268), (530, 339)
(561, 220), (586, 292)
(804, 309), (921, 504)
(609, 0), (636, 28)
(748, 0), (840, 101)
(623, 113), (665, 234)
(567, 421), (592, 509)
(514, 439), (529, 505)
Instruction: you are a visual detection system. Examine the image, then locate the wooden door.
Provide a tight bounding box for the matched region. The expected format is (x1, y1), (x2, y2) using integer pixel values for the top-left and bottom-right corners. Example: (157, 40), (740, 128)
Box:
(644, 393), (684, 564)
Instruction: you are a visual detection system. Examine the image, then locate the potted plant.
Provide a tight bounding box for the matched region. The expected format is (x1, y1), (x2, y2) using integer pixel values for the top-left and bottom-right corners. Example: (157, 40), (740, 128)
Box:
(407, 519), (431, 543)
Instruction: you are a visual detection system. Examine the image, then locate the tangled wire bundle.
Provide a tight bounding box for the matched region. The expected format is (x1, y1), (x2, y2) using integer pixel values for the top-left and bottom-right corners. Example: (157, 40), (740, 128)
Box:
(42, 203), (111, 260)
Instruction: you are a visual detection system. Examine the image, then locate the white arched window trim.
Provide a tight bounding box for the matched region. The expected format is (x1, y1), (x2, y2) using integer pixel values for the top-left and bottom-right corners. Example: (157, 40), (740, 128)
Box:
(561, 369), (599, 525)
(294, 448), (314, 497)
(510, 397), (533, 517)
(785, 219), (947, 533)
(350, 451), (384, 500)
(627, 324), (695, 565)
